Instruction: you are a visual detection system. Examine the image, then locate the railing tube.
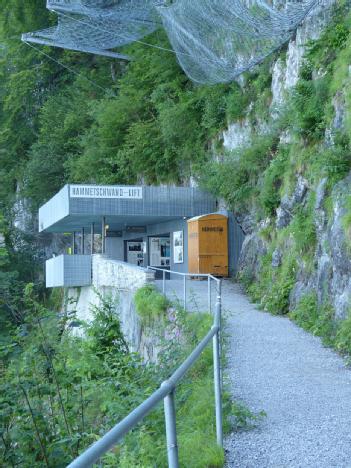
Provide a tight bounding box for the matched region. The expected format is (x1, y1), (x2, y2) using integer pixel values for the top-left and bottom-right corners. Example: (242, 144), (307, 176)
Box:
(67, 325), (218, 468)
(208, 276), (211, 314)
(163, 390), (179, 468)
(213, 284), (223, 447)
(183, 275), (187, 311)
(163, 269), (166, 294)
(67, 269), (224, 468)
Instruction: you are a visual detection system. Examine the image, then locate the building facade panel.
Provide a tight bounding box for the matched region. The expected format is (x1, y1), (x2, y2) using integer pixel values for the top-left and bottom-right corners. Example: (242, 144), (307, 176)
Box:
(68, 185), (216, 219)
(63, 255), (92, 287)
(39, 185), (69, 232)
(46, 255), (92, 288)
(46, 255), (65, 287)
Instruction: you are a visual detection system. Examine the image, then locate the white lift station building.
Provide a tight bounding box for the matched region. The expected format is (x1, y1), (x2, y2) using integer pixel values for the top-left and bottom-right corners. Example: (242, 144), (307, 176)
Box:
(40, 184), (244, 288)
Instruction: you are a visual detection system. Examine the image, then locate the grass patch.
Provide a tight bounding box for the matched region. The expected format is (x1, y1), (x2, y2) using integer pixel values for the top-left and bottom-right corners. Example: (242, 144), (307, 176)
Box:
(290, 294), (347, 351)
(259, 145), (290, 216)
(289, 203), (317, 256)
(201, 133), (279, 212)
(134, 284), (169, 325)
(342, 195), (351, 251)
(290, 293), (318, 331)
(248, 250), (296, 315)
(335, 311), (351, 355)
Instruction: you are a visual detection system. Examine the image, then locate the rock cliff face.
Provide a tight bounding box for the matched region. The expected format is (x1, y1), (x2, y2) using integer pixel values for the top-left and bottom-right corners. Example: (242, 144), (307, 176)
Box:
(293, 174), (351, 318)
(223, 0), (335, 153)
(224, 0), (351, 320)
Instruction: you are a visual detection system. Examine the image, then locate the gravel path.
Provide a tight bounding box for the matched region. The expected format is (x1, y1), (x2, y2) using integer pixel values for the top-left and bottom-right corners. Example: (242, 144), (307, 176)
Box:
(159, 278), (351, 467)
(222, 281), (351, 468)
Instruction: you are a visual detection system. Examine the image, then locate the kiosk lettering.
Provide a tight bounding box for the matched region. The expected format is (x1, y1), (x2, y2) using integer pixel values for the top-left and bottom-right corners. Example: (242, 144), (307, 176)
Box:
(70, 185), (143, 199)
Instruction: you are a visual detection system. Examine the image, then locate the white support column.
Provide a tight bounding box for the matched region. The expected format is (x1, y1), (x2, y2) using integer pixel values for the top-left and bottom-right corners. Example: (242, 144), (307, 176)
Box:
(91, 223), (94, 255)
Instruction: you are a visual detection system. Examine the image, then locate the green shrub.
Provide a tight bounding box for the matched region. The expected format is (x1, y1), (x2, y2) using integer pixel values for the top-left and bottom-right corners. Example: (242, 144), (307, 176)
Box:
(263, 274), (295, 315)
(226, 82), (250, 121)
(260, 146), (290, 216)
(87, 290), (129, 357)
(314, 137), (351, 186)
(290, 293), (318, 331)
(335, 310), (351, 355)
(230, 402), (266, 430)
(290, 295), (340, 347)
(246, 253), (273, 303)
(306, 4), (350, 69)
(201, 133), (279, 211)
(290, 74), (330, 140)
(45, 287), (64, 311)
(312, 302), (338, 347)
(198, 84), (230, 137)
(134, 284), (169, 324)
(260, 254), (296, 315)
(289, 205), (317, 255)
(342, 195), (351, 250)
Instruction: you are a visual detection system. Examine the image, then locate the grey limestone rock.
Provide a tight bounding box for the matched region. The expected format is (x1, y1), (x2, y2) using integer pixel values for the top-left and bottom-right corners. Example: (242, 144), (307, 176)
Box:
(276, 176), (309, 229)
(271, 248), (282, 268)
(238, 232), (268, 281)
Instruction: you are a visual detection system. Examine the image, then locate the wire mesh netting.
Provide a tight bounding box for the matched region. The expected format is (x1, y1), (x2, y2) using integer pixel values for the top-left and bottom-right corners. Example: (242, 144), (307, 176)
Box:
(22, 0), (319, 83)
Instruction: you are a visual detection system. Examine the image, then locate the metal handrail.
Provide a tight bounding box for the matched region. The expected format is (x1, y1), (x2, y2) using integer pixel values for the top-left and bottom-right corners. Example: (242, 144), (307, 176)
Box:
(147, 266), (220, 313)
(147, 266), (220, 282)
(67, 278), (223, 468)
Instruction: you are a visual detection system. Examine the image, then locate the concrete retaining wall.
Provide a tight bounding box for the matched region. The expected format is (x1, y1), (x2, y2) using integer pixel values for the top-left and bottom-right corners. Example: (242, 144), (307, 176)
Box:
(67, 255), (161, 362)
(92, 254), (154, 290)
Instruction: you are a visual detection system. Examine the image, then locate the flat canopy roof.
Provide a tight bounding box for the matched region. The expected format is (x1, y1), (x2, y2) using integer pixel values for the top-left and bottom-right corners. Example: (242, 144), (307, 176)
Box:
(39, 184), (217, 233)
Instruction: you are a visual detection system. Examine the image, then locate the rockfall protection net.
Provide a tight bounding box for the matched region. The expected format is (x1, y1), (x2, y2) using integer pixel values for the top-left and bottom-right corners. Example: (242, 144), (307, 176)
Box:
(22, 0), (319, 84)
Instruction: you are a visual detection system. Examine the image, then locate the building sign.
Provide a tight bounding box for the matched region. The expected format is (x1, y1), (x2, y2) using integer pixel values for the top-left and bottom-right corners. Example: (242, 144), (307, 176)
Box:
(106, 231), (122, 238)
(201, 226), (223, 232)
(126, 226), (146, 233)
(173, 230), (184, 264)
(70, 185), (143, 199)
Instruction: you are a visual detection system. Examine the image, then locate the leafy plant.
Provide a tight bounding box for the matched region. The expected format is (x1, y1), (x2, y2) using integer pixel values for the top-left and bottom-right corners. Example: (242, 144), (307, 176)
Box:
(202, 133), (279, 211)
(290, 293), (318, 331)
(87, 289), (129, 357)
(342, 195), (351, 250)
(289, 205), (317, 255)
(231, 402), (266, 430)
(289, 73), (330, 140)
(335, 310), (351, 356)
(312, 302), (338, 347)
(134, 284), (170, 325)
(260, 146), (290, 216)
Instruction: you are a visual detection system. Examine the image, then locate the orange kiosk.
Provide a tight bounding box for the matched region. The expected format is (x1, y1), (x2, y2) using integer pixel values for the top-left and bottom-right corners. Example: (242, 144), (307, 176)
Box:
(187, 213), (228, 277)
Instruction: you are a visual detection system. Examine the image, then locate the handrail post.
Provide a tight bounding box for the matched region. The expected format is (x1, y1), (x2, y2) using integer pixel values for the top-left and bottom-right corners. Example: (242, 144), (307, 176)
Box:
(183, 275), (186, 311)
(208, 276), (211, 314)
(213, 280), (223, 447)
(164, 389), (179, 468)
(163, 269), (166, 294)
